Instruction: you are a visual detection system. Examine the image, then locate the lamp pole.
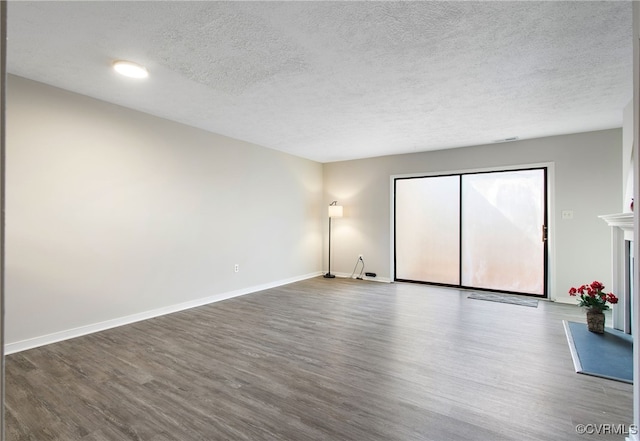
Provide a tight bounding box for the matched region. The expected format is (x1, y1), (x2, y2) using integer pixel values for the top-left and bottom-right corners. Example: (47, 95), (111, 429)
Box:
(324, 215), (335, 278)
(324, 201), (342, 279)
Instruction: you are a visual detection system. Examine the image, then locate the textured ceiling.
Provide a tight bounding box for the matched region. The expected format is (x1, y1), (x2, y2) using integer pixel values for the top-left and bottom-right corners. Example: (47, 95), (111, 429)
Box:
(7, 1), (633, 163)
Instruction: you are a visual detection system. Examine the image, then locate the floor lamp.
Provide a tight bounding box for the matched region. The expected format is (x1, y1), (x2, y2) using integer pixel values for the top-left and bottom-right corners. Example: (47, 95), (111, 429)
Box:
(324, 201), (343, 278)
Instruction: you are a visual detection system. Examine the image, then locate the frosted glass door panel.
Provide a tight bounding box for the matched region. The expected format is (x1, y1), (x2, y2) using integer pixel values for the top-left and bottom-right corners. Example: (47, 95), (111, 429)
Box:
(395, 176), (460, 284)
(461, 170), (545, 294)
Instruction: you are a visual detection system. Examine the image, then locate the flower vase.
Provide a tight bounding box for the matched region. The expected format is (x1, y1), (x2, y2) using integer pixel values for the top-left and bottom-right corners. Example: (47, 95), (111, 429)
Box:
(586, 308), (605, 334)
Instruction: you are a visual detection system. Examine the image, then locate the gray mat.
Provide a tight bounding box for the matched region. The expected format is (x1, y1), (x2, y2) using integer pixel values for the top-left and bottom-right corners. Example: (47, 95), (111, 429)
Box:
(563, 320), (632, 383)
(467, 292), (539, 307)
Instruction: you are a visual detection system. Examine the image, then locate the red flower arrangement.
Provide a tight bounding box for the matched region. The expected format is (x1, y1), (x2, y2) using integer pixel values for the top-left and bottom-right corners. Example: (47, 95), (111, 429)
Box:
(568, 281), (618, 311)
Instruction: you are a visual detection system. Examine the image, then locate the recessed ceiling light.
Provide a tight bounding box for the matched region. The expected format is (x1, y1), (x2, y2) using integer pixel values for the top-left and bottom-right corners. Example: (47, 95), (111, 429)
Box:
(112, 60), (148, 79)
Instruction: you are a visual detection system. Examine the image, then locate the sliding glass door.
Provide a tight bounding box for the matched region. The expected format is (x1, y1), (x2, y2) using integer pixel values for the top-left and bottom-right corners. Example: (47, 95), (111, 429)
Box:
(395, 175), (460, 284)
(394, 168), (547, 296)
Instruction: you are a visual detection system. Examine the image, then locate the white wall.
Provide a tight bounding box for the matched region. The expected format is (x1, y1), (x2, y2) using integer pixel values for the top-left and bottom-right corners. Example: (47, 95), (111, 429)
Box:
(324, 129), (622, 303)
(624, 100), (634, 211)
(631, 3), (640, 439)
(5, 75), (323, 350)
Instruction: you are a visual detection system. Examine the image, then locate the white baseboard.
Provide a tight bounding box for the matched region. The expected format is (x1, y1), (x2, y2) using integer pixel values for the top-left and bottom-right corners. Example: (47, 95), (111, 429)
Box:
(331, 272), (391, 283)
(5, 271), (322, 355)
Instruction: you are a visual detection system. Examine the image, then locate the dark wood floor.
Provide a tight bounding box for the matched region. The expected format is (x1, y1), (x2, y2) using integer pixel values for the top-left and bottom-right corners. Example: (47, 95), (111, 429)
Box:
(4, 278), (633, 440)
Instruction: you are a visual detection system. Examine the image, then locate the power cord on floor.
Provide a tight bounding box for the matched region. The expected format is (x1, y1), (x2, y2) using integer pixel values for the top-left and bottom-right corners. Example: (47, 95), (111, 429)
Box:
(350, 256), (365, 280)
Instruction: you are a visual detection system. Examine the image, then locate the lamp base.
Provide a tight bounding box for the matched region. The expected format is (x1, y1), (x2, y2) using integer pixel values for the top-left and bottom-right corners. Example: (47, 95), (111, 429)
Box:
(323, 273), (336, 279)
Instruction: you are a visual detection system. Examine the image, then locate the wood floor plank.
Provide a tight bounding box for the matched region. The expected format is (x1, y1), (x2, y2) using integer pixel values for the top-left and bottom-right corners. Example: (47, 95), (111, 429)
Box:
(5, 278), (633, 440)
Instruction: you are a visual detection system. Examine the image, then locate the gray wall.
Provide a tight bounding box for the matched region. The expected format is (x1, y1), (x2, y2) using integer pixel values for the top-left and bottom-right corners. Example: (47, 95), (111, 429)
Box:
(323, 129), (622, 303)
(5, 75), (323, 350)
(0, 3), (6, 439)
(4, 73), (625, 351)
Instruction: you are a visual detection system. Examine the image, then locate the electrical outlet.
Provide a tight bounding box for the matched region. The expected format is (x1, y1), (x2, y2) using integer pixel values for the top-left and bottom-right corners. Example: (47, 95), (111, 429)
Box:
(234, 264), (239, 273)
(561, 210), (574, 220)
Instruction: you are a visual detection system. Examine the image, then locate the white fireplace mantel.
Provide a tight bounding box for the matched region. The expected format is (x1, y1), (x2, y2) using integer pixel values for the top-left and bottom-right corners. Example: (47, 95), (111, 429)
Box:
(599, 212), (633, 333)
(600, 212), (634, 239)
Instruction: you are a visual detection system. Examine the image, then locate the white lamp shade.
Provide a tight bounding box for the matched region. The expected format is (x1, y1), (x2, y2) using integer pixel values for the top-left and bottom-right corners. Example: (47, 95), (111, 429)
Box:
(328, 205), (343, 218)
